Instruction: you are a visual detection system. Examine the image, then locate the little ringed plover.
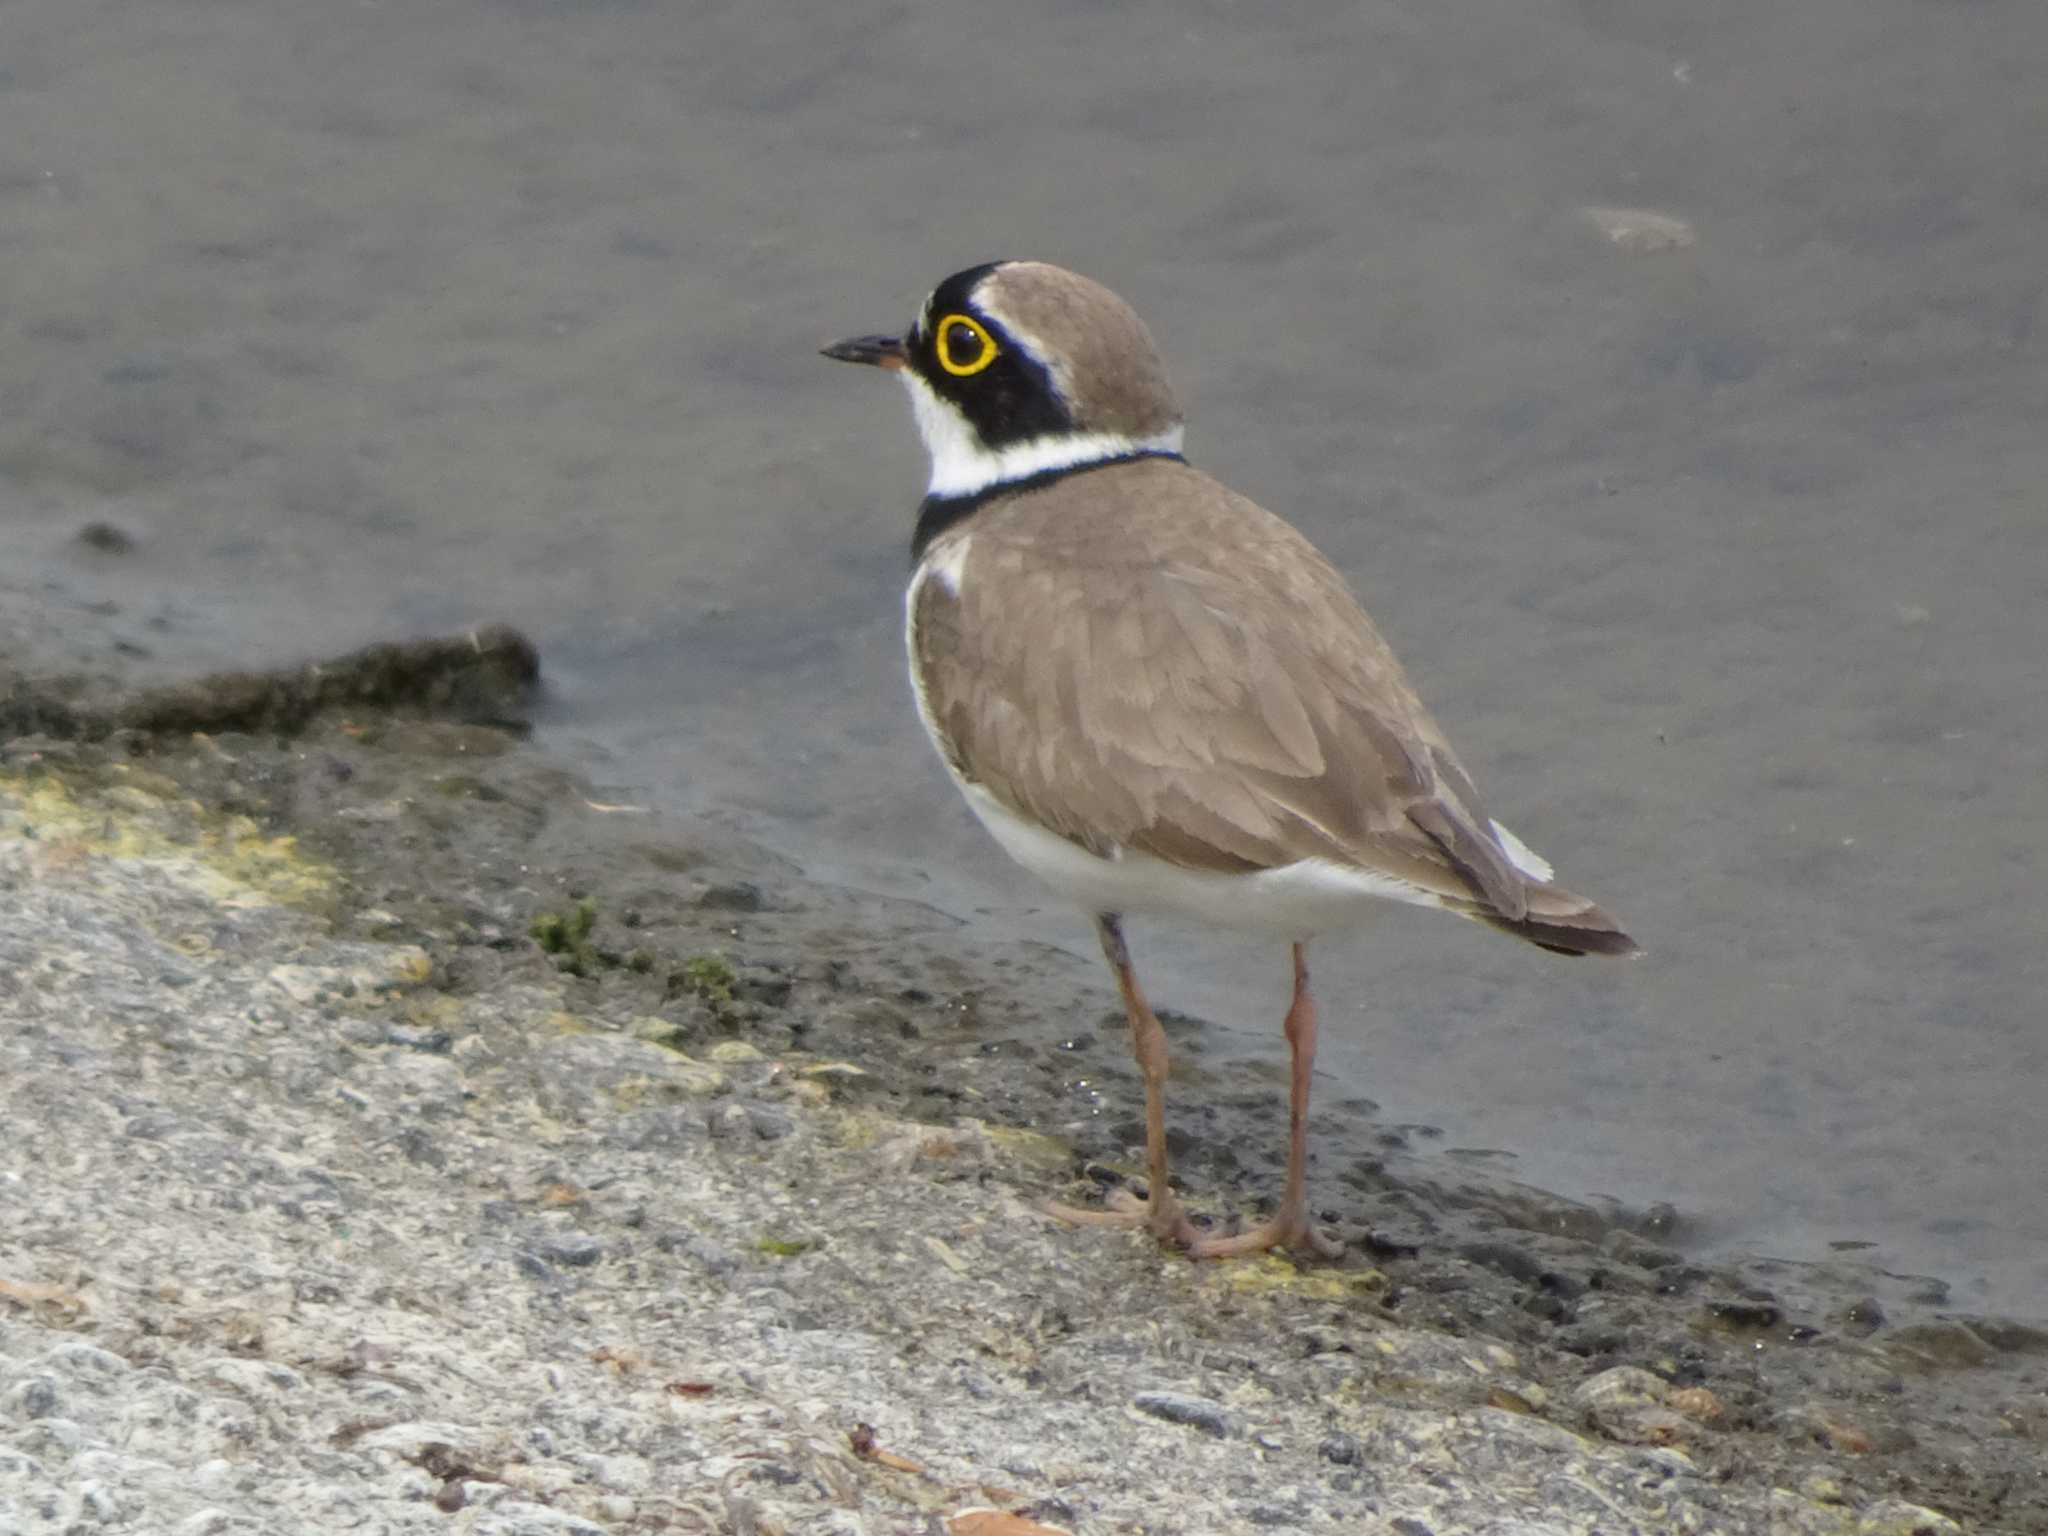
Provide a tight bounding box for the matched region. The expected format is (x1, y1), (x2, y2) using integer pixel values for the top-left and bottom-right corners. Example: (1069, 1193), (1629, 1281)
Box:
(823, 260), (1637, 1259)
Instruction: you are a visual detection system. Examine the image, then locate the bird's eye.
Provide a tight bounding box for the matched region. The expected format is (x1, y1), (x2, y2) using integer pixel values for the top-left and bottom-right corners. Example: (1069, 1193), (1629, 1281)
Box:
(935, 313), (998, 377)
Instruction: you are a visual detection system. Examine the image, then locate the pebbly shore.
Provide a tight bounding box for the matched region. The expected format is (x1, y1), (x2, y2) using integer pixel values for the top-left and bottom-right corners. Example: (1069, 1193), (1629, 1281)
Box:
(2, 621), (2042, 1535)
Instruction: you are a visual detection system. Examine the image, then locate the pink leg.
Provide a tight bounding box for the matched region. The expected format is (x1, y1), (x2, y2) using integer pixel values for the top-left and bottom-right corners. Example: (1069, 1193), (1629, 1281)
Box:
(1043, 914), (1201, 1248)
(1189, 942), (1343, 1260)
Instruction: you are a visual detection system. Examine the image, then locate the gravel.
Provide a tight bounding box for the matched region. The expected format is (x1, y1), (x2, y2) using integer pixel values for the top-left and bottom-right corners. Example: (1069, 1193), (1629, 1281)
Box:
(2, 636), (2042, 1533)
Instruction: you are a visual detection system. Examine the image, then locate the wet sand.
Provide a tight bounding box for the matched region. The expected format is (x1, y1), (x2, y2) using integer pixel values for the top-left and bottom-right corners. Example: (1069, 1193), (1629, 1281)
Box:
(3, 0), (2045, 1316)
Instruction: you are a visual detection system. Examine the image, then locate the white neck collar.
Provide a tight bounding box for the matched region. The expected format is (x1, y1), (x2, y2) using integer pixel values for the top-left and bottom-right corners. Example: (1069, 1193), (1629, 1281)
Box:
(901, 371), (1185, 500)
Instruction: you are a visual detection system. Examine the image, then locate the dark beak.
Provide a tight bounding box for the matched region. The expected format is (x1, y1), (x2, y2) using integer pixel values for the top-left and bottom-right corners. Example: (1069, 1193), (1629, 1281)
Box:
(821, 333), (908, 371)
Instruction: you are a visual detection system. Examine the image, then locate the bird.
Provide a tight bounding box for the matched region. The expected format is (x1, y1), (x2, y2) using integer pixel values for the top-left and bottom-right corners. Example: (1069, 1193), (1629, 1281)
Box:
(822, 261), (1637, 1259)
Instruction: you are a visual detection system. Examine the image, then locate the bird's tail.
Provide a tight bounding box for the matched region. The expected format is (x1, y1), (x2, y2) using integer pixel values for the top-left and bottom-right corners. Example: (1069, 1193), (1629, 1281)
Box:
(1471, 882), (1639, 957)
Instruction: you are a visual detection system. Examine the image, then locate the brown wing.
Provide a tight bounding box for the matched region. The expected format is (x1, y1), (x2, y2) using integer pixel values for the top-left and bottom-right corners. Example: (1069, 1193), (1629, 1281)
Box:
(911, 456), (1546, 921)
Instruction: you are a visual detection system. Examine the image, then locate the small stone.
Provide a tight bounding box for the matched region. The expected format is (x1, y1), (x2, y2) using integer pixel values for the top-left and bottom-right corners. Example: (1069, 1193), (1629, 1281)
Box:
(707, 1039), (766, 1064)
(662, 1234), (739, 1276)
(1574, 1365), (1672, 1412)
(1459, 1240), (1547, 1286)
(707, 1103), (753, 1140)
(386, 1026), (453, 1053)
(800, 1060), (868, 1080)
(1702, 1298), (1783, 1332)
(378, 946), (435, 986)
(269, 964), (340, 1004)
(78, 1480), (123, 1521)
(1670, 1386), (1725, 1423)
(1801, 1474), (1847, 1505)
(1132, 1390), (1235, 1438)
(666, 1058), (731, 1098)
(1576, 1366), (1696, 1445)
(747, 1105), (794, 1141)
(539, 1234), (604, 1268)
(1841, 1297), (1887, 1337)
(1486, 1385), (1542, 1414)
(1884, 1322), (1994, 1372)
(1319, 1431), (1362, 1465)
(629, 1015), (692, 1048)
(696, 881), (765, 911)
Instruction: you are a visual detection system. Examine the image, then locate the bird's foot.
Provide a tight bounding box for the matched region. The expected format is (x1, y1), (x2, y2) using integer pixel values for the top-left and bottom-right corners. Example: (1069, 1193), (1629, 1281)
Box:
(1041, 1185), (1204, 1250)
(1187, 1207), (1345, 1262)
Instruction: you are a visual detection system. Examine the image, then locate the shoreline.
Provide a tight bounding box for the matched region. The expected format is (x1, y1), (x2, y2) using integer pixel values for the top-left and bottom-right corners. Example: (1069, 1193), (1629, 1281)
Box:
(2, 624), (2041, 1533)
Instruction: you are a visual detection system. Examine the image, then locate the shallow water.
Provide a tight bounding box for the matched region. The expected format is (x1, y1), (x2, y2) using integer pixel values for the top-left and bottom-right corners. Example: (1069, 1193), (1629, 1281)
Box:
(5, 0), (2045, 1315)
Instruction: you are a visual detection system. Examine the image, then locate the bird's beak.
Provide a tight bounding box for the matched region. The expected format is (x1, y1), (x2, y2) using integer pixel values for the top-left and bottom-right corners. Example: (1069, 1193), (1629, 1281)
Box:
(821, 333), (908, 371)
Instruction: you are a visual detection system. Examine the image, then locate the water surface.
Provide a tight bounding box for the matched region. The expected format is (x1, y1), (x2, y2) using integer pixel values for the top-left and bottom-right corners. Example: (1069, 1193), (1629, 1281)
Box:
(5, 0), (2044, 1313)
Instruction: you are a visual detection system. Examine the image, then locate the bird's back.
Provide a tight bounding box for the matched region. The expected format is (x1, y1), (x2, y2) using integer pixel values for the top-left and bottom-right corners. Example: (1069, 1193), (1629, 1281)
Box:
(910, 456), (1634, 955)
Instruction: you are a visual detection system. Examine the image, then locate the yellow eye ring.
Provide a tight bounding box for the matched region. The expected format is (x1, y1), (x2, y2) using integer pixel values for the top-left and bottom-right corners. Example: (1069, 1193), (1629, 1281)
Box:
(934, 313), (999, 376)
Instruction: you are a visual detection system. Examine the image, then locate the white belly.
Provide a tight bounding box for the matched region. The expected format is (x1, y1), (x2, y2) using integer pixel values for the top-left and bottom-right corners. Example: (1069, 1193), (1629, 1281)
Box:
(957, 780), (1443, 940)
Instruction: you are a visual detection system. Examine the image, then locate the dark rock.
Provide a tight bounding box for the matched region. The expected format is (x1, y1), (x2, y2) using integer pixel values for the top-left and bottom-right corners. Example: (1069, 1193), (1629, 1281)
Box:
(747, 1106), (794, 1141)
(1361, 1229), (1424, 1261)
(536, 1234), (605, 1269)
(1703, 1299), (1783, 1332)
(1459, 1241), (1546, 1286)
(737, 971), (792, 1007)
(1557, 1324), (1629, 1359)
(672, 1235), (741, 1277)
(696, 882), (766, 912)
(1132, 1390), (1234, 1438)
(397, 1127), (444, 1168)
(76, 522), (136, 554)
(1319, 1431), (1362, 1465)
(1247, 1505), (1301, 1526)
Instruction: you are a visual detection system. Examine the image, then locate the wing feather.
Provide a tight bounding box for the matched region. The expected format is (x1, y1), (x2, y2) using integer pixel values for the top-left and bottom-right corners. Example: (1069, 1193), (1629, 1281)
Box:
(910, 457), (1587, 925)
